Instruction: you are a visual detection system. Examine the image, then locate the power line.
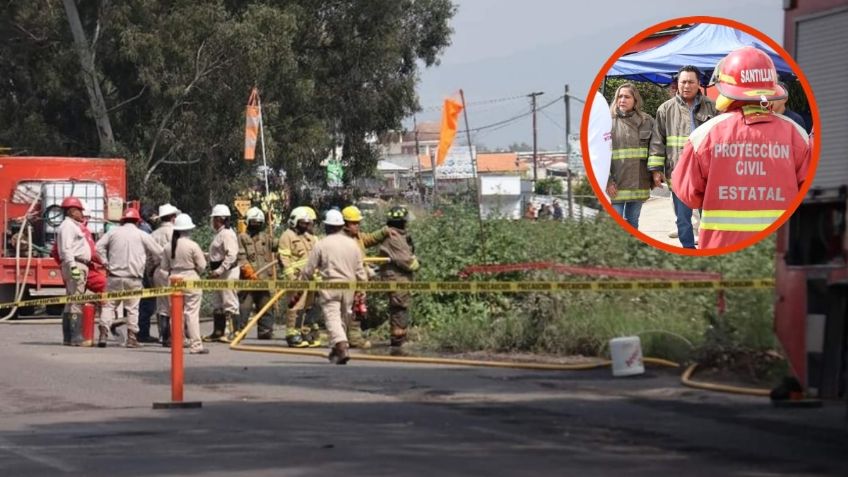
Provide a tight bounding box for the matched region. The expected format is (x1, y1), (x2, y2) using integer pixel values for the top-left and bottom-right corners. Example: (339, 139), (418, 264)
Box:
(418, 94), (527, 112)
(457, 94), (564, 134)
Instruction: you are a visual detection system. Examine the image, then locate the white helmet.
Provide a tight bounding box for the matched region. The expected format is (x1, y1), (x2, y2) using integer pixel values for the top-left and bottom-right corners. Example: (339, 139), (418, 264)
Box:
(246, 207), (265, 223)
(210, 204), (231, 218)
(324, 209), (345, 226)
(173, 213), (196, 231)
(288, 206), (313, 228)
(158, 203), (180, 219)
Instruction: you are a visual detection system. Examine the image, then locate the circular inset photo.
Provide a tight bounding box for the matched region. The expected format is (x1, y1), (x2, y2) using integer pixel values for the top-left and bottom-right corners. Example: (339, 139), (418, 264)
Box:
(581, 17), (819, 256)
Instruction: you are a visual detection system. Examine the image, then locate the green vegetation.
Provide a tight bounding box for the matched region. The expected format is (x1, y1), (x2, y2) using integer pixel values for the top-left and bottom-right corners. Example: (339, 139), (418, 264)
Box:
(365, 205), (777, 363)
(0, 0), (456, 216)
(534, 177), (563, 195)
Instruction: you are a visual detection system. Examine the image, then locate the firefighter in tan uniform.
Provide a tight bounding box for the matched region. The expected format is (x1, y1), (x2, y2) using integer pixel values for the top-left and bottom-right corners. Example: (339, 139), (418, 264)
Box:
(149, 203), (179, 346)
(161, 214), (209, 354)
(95, 208), (162, 348)
(278, 206), (319, 347)
(377, 206), (420, 354)
(56, 197), (91, 346)
(301, 209), (368, 364)
(341, 205), (390, 348)
(237, 207), (276, 339)
(205, 204), (240, 342)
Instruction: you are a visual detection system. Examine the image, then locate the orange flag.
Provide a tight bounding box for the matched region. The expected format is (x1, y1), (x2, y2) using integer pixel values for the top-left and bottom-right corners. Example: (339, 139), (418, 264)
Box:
(244, 88), (260, 161)
(436, 95), (463, 166)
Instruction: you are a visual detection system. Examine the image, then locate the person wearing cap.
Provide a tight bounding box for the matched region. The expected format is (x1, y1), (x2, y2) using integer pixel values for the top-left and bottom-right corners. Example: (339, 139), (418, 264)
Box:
(149, 203), (180, 346)
(56, 197), (92, 346)
(340, 205), (391, 349)
(377, 206), (420, 355)
(236, 207), (276, 339)
(160, 213), (209, 354)
(278, 206), (319, 347)
(672, 46), (810, 249)
(95, 208), (163, 348)
(300, 209), (368, 364)
(770, 81), (807, 132)
(648, 65), (718, 249)
(205, 204), (240, 342)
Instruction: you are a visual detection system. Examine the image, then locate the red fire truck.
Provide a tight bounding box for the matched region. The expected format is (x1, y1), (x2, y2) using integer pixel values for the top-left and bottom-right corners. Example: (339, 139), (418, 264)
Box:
(775, 1), (848, 399)
(0, 156), (127, 318)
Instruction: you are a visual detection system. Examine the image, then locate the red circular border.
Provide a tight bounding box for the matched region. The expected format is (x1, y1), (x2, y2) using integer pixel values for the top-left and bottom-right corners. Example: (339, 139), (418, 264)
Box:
(579, 15), (821, 256)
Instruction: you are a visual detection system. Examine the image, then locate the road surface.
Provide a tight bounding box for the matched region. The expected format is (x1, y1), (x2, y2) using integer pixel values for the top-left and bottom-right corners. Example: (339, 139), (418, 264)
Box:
(0, 323), (845, 476)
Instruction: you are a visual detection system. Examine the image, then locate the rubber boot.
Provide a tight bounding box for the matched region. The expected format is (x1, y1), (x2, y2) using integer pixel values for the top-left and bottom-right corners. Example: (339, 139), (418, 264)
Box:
(126, 330), (140, 348)
(328, 341), (350, 365)
(217, 312), (235, 343)
(390, 333), (407, 356)
(203, 310), (227, 342)
(69, 313), (84, 346)
(286, 330), (309, 348)
(97, 325), (109, 348)
(256, 310), (274, 340)
(160, 314), (171, 348)
(305, 323), (322, 348)
(62, 313), (72, 346)
(347, 320), (371, 349)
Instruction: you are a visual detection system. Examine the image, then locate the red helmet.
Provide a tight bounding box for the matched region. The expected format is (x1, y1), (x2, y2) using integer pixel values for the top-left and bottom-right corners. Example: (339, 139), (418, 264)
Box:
(61, 197), (84, 210)
(712, 46), (786, 102)
(121, 208), (141, 222)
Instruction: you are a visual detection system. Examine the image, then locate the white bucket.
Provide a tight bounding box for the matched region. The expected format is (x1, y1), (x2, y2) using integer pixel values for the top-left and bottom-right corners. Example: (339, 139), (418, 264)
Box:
(609, 336), (645, 377)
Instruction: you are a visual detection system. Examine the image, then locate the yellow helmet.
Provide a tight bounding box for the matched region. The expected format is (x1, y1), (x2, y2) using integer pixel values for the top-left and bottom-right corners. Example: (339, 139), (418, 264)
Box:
(341, 205), (363, 222)
(304, 206), (317, 221)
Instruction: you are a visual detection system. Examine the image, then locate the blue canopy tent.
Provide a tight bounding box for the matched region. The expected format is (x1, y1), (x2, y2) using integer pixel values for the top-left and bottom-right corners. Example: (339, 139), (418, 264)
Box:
(607, 24), (794, 85)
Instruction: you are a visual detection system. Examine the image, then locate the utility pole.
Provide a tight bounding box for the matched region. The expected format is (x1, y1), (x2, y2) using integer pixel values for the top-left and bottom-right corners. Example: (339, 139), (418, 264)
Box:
(564, 84), (573, 219)
(528, 91), (544, 183)
(412, 115), (422, 202)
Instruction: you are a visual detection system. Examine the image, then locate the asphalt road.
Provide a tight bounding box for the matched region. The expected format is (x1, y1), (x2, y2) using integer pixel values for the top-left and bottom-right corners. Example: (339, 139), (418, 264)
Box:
(1, 323), (846, 476)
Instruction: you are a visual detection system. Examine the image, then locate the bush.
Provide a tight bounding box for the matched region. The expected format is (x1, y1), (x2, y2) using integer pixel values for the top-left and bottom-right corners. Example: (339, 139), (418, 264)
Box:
(396, 204), (776, 362)
(534, 177), (563, 195)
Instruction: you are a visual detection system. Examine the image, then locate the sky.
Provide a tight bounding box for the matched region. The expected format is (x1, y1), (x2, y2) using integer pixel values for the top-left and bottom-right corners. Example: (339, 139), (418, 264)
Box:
(412, 0), (785, 150)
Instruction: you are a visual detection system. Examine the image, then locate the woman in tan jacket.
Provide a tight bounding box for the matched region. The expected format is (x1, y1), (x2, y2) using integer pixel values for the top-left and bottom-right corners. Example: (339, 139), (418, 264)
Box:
(161, 213), (208, 354)
(606, 83), (654, 229)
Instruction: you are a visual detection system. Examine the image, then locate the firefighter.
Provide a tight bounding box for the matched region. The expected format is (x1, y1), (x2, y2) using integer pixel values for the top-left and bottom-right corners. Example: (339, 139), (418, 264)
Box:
(648, 65), (718, 249)
(278, 206), (319, 347)
(341, 205), (391, 349)
(95, 208), (163, 348)
(672, 47), (810, 249)
(377, 206), (420, 354)
(56, 197), (91, 346)
(150, 203), (180, 347)
(161, 214), (209, 354)
(237, 207), (276, 339)
(606, 83), (655, 229)
(300, 209), (368, 364)
(204, 204), (240, 343)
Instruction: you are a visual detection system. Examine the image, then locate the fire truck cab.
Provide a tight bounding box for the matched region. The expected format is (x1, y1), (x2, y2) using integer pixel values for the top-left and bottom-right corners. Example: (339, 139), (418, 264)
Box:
(0, 156), (127, 317)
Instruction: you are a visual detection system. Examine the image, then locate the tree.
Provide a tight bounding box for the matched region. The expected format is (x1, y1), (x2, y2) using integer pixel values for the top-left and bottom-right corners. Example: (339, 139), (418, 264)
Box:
(603, 78), (671, 118)
(0, 0), (456, 217)
(506, 141), (533, 152)
(534, 177), (563, 195)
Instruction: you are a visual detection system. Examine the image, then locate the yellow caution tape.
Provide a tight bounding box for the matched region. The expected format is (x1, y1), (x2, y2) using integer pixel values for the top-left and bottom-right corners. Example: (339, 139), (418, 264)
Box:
(0, 279), (775, 310)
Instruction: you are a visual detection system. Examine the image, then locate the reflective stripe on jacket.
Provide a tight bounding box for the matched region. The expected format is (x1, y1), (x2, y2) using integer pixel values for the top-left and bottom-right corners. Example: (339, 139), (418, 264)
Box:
(648, 94), (717, 185)
(672, 107), (810, 249)
(609, 109), (654, 203)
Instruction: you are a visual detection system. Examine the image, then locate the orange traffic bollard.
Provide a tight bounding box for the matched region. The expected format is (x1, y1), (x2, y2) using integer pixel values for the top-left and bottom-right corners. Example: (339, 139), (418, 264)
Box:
(153, 290), (201, 409)
(81, 303), (95, 347)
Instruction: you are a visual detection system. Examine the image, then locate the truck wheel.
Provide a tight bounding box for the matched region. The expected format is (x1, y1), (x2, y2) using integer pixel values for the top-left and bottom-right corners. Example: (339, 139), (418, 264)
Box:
(0, 284), (31, 318)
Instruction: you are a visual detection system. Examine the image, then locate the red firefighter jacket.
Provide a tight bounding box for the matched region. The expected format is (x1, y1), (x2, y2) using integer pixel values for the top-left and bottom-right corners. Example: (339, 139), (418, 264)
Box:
(672, 106), (810, 249)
